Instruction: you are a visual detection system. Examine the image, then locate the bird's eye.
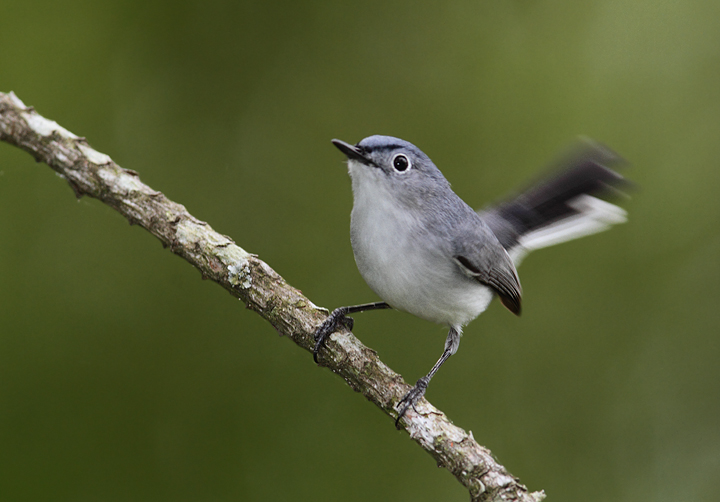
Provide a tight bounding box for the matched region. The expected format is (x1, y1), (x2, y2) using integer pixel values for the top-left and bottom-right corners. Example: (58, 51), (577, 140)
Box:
(392, 154), (411, 172)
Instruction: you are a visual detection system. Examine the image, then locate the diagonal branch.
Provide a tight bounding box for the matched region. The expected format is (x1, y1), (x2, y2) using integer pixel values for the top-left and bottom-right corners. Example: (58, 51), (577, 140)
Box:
(0, 91), (545, 502)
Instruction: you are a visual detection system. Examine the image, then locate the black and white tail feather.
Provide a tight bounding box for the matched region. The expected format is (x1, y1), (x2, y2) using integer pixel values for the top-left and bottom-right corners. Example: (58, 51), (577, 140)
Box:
(479, 139), (630, 266)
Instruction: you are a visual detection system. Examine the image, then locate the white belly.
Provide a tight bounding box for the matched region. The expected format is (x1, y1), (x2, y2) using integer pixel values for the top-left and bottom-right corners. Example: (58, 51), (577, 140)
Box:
(349, 172), (493, 327)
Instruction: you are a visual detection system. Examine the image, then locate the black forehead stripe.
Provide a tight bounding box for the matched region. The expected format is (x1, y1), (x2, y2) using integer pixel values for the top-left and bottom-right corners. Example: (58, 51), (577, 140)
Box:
(357, 143), (409, 153)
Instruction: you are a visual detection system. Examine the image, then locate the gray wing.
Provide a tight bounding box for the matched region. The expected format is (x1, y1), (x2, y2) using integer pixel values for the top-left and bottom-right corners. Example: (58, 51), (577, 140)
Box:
(452, 222), (522, 316)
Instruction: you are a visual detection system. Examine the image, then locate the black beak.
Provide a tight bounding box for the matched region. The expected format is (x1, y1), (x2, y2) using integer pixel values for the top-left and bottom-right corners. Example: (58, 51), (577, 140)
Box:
(331, 139), (376, 166)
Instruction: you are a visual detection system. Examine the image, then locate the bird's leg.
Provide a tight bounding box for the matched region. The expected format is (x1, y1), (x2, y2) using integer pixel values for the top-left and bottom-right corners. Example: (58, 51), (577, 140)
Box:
(313, 302), (391, 363)
(395, 326), (461, 428)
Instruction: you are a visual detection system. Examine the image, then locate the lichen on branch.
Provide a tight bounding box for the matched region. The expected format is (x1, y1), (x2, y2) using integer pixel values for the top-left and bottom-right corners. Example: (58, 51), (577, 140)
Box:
(0, 91), (545, 502)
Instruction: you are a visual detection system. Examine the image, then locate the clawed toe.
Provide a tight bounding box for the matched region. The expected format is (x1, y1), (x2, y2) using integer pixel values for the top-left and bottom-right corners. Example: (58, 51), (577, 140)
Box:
(395, 378), (429, 428)
(312, 302), (390, 364)
(340, 315), (354, 331)
(313, 309), (352, 363)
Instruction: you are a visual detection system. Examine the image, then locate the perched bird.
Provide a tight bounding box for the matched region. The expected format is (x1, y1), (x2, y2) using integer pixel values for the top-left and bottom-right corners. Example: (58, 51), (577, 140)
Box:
(314, 135), (629, 426)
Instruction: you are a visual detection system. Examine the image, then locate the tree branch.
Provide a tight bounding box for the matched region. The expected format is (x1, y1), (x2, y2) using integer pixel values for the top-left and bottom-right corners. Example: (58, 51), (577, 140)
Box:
(0, 91), (545, 502)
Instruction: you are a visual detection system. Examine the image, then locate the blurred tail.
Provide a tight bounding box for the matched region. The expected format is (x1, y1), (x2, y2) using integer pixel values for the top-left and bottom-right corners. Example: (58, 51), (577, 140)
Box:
(479, 140), (631, 266)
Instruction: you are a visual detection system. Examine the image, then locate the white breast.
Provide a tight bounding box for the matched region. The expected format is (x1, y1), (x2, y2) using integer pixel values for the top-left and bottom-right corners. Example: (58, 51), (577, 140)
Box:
(348, 162), (493, 327)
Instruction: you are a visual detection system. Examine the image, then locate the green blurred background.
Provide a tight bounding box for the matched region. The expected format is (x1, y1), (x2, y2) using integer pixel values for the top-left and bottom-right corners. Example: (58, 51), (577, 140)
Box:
(2, 1), (719, 501)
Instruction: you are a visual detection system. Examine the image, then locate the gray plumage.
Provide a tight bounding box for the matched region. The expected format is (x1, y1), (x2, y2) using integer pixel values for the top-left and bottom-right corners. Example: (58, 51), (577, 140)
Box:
(345, 136), (521, 325)
(316, 135), (629, 426)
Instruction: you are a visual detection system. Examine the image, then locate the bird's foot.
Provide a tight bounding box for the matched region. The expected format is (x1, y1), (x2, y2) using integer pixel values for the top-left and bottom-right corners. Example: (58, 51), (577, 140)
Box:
(395, 376), (429, 428)
(313, 308), (354, 363)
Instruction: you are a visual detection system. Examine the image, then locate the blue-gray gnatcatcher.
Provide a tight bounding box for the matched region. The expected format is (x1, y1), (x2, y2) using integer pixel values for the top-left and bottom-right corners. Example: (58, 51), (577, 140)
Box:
(314, 135), (629, 426)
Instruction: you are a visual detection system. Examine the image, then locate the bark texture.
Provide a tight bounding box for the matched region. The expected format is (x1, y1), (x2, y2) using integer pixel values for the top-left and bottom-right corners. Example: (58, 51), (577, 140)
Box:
(0, 91), (545, 502)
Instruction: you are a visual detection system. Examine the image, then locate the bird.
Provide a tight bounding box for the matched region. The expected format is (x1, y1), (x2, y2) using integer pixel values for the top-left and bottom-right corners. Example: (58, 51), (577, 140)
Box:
(314, 135), (629, 427)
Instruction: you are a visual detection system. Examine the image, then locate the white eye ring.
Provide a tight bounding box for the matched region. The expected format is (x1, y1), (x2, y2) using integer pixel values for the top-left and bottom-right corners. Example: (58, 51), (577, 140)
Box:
(392, 153), (411, 173)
